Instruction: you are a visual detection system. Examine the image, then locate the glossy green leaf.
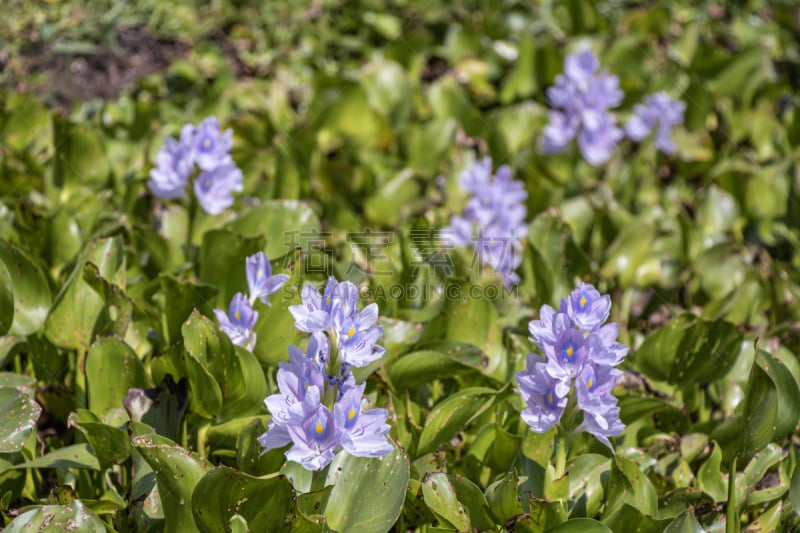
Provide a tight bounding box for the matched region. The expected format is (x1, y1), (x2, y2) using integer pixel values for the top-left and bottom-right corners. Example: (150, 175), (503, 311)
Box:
(69, 409), (130, 470)
(4, 500), (107, 532)
(416, 386), (500, 457)
(226, 201), (320, 259)
(662, 510), (705, 533)
(192, 467), (294, 532)
(8, 443), (100, 471)
(387, 341), (488, 388)
(324, 447), (410, 533)
(86, 336), (148, 416)
(605, 456), (658, 517)
(0, 240), (52, 336)
(548, 517), (613, 533)
(44, 236), (124, 349)
(132, 433), (213, 533)
(0, 386), (42, 453)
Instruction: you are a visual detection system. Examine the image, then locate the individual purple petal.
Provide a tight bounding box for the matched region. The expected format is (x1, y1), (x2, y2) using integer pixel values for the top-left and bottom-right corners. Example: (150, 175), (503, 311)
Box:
(565, 48), (599, 82)
(246, 252), (289, 305)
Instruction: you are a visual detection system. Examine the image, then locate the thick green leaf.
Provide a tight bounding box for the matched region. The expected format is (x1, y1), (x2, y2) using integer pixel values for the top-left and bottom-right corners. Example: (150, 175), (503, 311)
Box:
(198, 229), (265, 306)
(132, 433), (213, 533)
(387, 341), (488, 388)
(86, 336), (148, 416)
(548, 518), (613, 533)
(697, 441), (726, 502)
(4, 500), (107, 532)
(7, 443), (100, 471)
(416, 386), (500, 457)
(662, 510), (705, 533)
(226, 201), (320, 259)
(324, 447), (410, 533)
(485, 470), (523, 523)
(69, 409), (130, 470)
(45, 236), (124, 349)
(191, 467), (294, 532)
(604, 456), (658, 517)
(0, 240), (52, 336)
(635, 314), (742, 387)
(0, 386), (42, 453)
(422, 472), (492, 531)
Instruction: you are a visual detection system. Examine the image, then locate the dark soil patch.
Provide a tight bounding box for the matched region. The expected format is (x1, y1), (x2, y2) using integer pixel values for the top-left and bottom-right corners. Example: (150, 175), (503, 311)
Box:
(4, 26), (190, 107)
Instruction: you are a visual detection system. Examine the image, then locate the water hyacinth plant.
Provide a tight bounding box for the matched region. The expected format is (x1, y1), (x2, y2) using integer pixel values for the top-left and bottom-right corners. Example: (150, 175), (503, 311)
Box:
(214, 251), (289, 351)
(443, 157), (528, 285)
(516, 282), (628, 456)
(625, 91), (686, 154)
(259, 277), (393, 470)
(541, 48), (624, 165)
(148, 116), (243, 214)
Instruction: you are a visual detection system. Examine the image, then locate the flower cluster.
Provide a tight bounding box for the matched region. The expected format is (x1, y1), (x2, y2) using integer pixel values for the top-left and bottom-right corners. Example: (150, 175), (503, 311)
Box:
(541, 49), (684, 165)
(214, 252), (290, 351)
(148, 117), (243, 215)
(443, 157), (528, 286)
(258, 277), (392, 470)
(625, 92), (686, 154)
(515, 283), (629, 450)
(541, 49), (624, 166)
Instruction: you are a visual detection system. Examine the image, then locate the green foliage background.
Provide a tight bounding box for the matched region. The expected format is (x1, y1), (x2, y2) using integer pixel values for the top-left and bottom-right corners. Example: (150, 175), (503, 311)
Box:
(1, 0), (800, 531)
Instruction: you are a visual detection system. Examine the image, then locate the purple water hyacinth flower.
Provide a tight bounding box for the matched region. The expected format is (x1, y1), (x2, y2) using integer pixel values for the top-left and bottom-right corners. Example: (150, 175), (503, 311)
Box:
(541, 49), (624, 166)
(246, 252), (290, 306)
(567, 282), (612, 332)
(625, 92), (686, 154)
(191, 117), (234, 171)
(194, 161), (243, 215)
(263, 276), (390, 469)
(334, 383), (393, 458)
(284, 387), (342, 470)
(148, 124), (195, 199)
(442, 157), (528, 286)
(214, 292), (258, 351)
(516, 358), (568, 433)
(516, 282), (628, 448)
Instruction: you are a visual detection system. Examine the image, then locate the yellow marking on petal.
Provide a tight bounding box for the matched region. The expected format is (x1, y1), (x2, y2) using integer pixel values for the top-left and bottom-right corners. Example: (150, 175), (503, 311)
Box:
(566, 346), (573, 358)
(204, 178), (212, 187)
(234, 311), (241, 320)
(257, 268), (263, 278)
(547, 393), (553, 405)
(203, 138), (211, 149)
(304, 382), (310, 390)
(315, 421), (324, 434)
(587, 378), (593, 390)
(482, 197), (490, 206)
(579, 296), (587, 308)
(348, 407), (356, 420)
(326, 296), (331, 306)
(348, 326), (355, 338)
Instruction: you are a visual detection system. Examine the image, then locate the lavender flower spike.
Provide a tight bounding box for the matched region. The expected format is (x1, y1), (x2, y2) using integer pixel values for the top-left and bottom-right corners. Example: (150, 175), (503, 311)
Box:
(625, 92), (685, 154)
(566, 282), (611, 332)
(246, 252), (290, 306)
(541, 48), (624, 165)
(214, 292), (258, 351)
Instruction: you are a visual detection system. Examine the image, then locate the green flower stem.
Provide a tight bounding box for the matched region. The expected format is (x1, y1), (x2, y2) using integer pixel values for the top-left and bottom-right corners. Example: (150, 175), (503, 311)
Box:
(555, 426), (568, 480)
